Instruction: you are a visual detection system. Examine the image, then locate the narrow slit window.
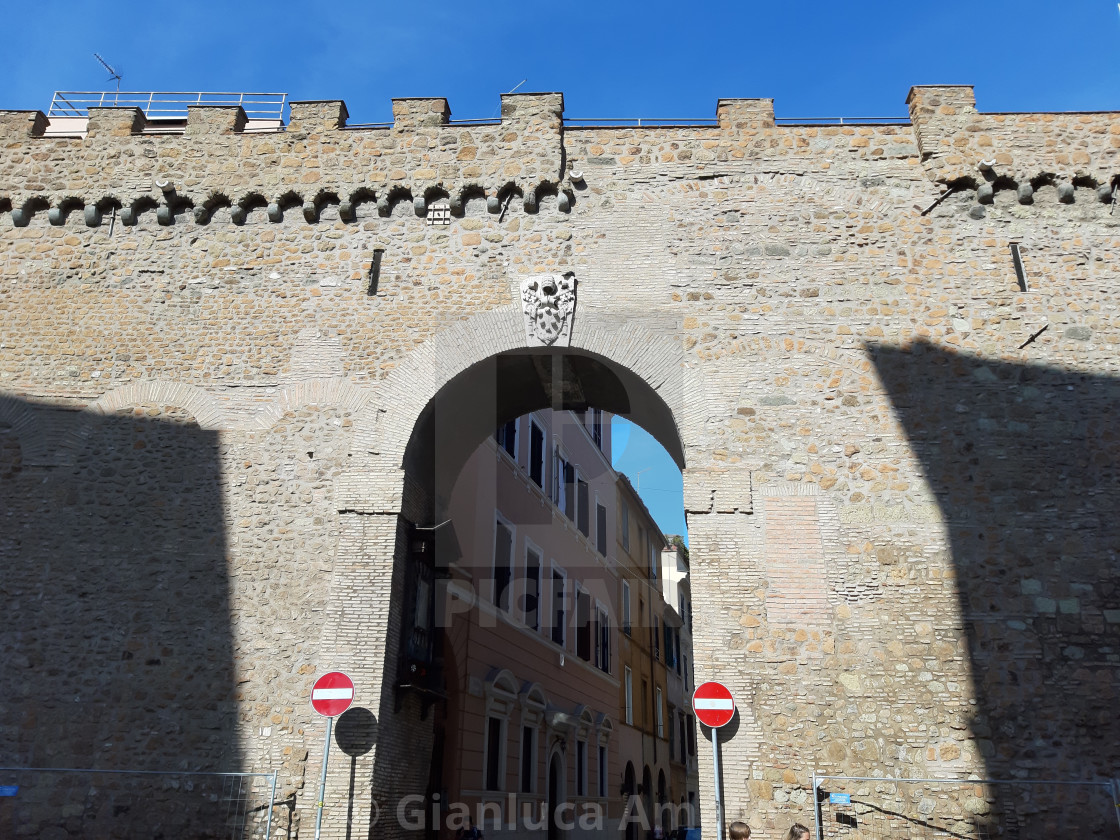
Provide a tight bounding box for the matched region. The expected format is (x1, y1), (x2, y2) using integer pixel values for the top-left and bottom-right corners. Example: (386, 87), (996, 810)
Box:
(1010, 242), (1028, 292)
(367, 248), (384, 296)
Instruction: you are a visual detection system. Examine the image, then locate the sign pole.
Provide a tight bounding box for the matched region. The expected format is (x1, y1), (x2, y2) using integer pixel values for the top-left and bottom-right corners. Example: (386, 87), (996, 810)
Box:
(315, 715), (333, 840)
(310, 671), (354, 840)
(692, 682), (734, 840)
(713, 726), (723, 840)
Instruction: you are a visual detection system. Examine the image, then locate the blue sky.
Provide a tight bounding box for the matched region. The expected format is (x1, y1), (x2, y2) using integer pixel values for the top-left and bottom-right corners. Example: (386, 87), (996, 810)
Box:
(6, 1), (1117, 539)
(611, 418), (687, 545)
(4, 2), (1118, 121)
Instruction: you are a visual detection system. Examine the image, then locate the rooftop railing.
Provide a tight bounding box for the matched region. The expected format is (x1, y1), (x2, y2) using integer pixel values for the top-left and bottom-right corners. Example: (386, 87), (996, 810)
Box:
(47, 91), (288, 122)
(40, 93), (910, 133)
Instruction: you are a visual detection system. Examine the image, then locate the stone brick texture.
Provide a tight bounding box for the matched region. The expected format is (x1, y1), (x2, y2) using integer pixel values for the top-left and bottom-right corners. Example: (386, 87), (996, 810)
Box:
(1, 86), (1118, 837)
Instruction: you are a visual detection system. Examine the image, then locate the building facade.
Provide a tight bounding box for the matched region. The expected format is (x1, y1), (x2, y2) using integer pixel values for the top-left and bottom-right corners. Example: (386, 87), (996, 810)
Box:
(614, 476), (699, 839)
(436, 408), (619, 840)
(430, 408), (696, 840)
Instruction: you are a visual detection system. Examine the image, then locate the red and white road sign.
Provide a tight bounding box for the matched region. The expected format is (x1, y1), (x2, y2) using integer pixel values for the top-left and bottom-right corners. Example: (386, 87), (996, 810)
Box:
(311, 671), (355, 717)
(692, 681), (735, 728)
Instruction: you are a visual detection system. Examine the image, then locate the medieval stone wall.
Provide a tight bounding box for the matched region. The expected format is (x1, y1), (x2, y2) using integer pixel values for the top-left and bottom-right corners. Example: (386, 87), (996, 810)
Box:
(1, 86), (1118, 838)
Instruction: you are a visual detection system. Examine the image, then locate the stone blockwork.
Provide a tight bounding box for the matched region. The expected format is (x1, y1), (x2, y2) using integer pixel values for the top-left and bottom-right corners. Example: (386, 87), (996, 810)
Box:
(2, 87), (1119, 838)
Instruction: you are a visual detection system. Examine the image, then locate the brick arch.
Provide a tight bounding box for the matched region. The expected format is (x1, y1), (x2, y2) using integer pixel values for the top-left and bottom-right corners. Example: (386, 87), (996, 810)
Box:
(84, 378), (372, 434)
(338, 305), (705, 514)
(85, 381), (222, 427)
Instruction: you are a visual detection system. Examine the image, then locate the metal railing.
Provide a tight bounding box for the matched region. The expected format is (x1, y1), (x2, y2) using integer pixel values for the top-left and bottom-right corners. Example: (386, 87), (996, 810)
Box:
(565, 118), (719, 127)
(775, 116), (909, 125)
(0, 766), (278, 839)
(48, 91), (288, 122)
(564, 116), (909, 127)
(343, 117), (501, 130)
(812, 773), (1120, 839)
(41, 94), (909, 131)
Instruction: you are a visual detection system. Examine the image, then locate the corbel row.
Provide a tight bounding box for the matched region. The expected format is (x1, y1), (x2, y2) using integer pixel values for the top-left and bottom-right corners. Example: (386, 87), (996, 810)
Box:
(923, 167), (1118, 219)
(3, 179), (576, 228)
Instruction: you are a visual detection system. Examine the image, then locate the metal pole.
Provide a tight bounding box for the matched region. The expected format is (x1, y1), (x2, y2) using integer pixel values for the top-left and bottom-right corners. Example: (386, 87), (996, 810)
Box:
(712, 728), (723, 840)
(315, 716), (333, 840)
(266, 770), (278, 838)
(812, 773), (822, 840)
(1112, 778), (1120, 835)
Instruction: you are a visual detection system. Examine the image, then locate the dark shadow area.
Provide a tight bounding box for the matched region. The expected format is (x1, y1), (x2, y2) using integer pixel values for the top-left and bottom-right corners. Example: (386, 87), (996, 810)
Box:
(336, 708), (377, 840)
(0, 396), (241, 837)
(871, 341), (1120, 833)
(404, 347), (683, 523)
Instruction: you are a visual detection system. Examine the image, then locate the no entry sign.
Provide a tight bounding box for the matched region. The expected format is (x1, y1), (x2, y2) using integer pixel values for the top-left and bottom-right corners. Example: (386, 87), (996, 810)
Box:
(311, 671), (355, 717)
(692, 681), (735, 728)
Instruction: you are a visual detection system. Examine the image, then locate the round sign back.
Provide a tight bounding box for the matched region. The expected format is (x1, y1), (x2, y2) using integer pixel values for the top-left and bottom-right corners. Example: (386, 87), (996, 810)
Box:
(692, 681), (735, 728)
(311, 671), (355, 717)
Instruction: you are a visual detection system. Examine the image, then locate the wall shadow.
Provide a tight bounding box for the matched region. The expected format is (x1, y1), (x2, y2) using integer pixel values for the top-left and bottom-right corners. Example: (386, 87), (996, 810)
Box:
(871, 341), (1120, 833)
(0, 396), (240, 837)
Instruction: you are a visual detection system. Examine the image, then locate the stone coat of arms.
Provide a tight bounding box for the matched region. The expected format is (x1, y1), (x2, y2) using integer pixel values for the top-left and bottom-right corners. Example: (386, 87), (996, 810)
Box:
(519, 272), (577, 346)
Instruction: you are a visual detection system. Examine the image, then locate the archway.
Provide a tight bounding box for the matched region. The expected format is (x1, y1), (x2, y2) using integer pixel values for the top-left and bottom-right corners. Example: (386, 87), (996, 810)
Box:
(657, 769), (668, 835)
(331, 311), (699, 828)
(402, 346), (685, 523)
(642, 765), (653, 840)
(623, 761), (638, 840)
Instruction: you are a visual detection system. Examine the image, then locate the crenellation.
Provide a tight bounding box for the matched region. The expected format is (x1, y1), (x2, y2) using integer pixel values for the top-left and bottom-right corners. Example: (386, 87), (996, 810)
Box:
(186, 104), (249, 136)
(0, 108), (48, 140)
(3, 90), (1118, 231)
(500, 90), (564, 128)
(390, 96), (450, 129)
(717, 97), (776, 130)
(86, 105), (147, 138)
(288, 99), (350, 134)
(907, 84), (1120, 186)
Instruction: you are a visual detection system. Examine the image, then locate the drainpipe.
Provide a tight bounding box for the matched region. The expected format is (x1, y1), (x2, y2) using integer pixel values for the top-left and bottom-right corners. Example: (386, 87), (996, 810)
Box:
(648, 583), (658, 768)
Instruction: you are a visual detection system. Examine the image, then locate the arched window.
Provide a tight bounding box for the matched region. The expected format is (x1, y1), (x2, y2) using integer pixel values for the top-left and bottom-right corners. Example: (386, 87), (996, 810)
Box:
(518, 683), (547, 794)
(483, 669), (519, 792)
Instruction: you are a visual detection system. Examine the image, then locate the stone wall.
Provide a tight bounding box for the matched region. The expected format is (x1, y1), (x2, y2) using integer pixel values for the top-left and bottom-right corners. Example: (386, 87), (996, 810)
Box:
(1, 86), (1118, 838)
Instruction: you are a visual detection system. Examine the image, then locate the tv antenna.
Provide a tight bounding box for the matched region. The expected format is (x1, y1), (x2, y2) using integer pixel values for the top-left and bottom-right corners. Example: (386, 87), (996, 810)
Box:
(93, 53), (122, 97)
(632, 467), (654, 493)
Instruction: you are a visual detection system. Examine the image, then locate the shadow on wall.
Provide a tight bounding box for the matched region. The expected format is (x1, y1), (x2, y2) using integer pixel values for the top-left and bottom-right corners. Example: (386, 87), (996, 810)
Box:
(871, 341), (1120, 832)
(0, 396), (241, 837)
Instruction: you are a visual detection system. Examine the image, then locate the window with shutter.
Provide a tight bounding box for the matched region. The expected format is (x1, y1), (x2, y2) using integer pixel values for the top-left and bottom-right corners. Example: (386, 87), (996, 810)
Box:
(529, 422), (545, 487)
(493, 519), (513, 611)
(577, 478), (589, 536)
(576, 587), (591, 661)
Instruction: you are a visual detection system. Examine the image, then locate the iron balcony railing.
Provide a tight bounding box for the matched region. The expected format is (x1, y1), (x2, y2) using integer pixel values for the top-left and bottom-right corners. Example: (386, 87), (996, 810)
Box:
(47, 91), (288, 122)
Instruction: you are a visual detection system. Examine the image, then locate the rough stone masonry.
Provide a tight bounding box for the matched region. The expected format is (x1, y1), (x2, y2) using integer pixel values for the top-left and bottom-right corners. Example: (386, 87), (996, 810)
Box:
(0, 85), (1118, 837)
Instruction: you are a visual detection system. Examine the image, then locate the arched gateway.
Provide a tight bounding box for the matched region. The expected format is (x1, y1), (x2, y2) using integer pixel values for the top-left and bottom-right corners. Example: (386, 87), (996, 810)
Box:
(1, 85), (1119, 838)
(323, 306), (702, 832)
